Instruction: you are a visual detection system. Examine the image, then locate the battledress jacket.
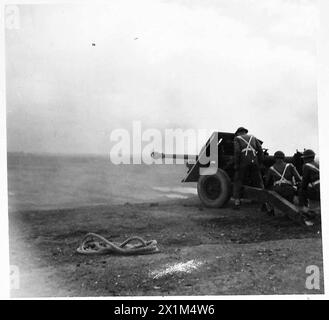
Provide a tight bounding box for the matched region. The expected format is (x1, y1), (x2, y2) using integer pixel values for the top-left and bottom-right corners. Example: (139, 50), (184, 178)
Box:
(233, 134), (264, 169)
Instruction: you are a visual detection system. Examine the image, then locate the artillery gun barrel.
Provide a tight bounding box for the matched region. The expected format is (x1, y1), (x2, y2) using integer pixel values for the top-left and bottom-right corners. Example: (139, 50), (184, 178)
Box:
(264, 155), (295, 163)
(151, 151), (198, 161)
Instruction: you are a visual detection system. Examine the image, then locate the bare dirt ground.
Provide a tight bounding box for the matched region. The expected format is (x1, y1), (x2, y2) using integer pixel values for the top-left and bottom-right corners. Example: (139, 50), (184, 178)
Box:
(9, 197), (324, 297)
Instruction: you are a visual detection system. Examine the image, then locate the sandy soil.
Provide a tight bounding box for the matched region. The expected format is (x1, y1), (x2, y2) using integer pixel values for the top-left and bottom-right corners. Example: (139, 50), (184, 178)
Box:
(9, 197), (324, 297)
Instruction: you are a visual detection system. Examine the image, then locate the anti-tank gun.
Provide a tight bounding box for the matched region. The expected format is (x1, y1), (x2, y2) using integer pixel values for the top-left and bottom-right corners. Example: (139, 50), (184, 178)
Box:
(151, 131), (304, 223)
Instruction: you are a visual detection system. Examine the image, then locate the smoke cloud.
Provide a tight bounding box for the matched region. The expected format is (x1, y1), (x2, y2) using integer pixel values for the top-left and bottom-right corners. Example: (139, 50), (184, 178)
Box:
(6, 0), (319, 155)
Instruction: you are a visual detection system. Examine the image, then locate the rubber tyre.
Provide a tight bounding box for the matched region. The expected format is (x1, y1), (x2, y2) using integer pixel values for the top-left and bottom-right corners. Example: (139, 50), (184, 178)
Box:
(197, 169), (232, 208)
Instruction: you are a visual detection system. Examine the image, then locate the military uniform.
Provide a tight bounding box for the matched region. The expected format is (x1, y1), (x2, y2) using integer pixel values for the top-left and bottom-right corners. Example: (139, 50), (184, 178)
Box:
(265, 160), (301, 203)
(299, 160), (320, 206)
(233, 128), (264, 204)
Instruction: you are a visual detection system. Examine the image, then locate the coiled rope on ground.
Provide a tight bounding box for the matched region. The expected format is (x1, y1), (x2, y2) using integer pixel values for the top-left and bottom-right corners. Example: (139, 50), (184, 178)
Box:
(77, 233), (159, 255)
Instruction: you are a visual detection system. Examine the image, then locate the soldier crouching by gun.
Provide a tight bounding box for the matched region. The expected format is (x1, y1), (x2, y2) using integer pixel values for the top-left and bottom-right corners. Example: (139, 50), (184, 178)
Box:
(264, 150), (301, 215)
(298, 149), (320, 218)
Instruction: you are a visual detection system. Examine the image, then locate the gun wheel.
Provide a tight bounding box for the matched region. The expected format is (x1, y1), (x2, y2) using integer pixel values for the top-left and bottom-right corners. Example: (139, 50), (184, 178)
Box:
(197, 169), (231, 208)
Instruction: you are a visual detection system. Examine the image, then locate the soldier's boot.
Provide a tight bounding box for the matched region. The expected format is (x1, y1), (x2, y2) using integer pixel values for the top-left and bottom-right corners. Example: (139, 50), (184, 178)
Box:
(260, 202), (274, 216)
(234, 199), (241, 210)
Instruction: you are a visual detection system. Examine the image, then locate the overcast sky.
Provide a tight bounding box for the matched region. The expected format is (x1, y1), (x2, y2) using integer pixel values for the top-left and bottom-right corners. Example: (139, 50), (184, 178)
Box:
(5, 0), (319, 155)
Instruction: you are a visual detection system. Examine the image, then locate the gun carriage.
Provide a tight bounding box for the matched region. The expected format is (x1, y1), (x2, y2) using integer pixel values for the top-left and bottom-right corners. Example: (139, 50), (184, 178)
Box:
(152, 131), (304, 222)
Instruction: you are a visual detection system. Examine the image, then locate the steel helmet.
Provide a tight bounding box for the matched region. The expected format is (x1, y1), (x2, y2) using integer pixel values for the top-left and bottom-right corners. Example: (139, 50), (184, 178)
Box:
(274, 151), (285, 159)
(234, 127), (248, 136)
(302, 149), (316, 159)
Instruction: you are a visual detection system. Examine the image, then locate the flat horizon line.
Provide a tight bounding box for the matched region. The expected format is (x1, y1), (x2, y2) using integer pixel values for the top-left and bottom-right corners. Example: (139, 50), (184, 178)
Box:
(6, 151), (161, 158)
(7, 151), (111, 157)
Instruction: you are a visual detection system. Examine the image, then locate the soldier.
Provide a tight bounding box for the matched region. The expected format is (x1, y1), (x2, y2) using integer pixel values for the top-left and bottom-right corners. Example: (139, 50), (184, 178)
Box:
(299, 149), (320, 214)
(233, 127), (264, 209)
(265, 151), (301, 203)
